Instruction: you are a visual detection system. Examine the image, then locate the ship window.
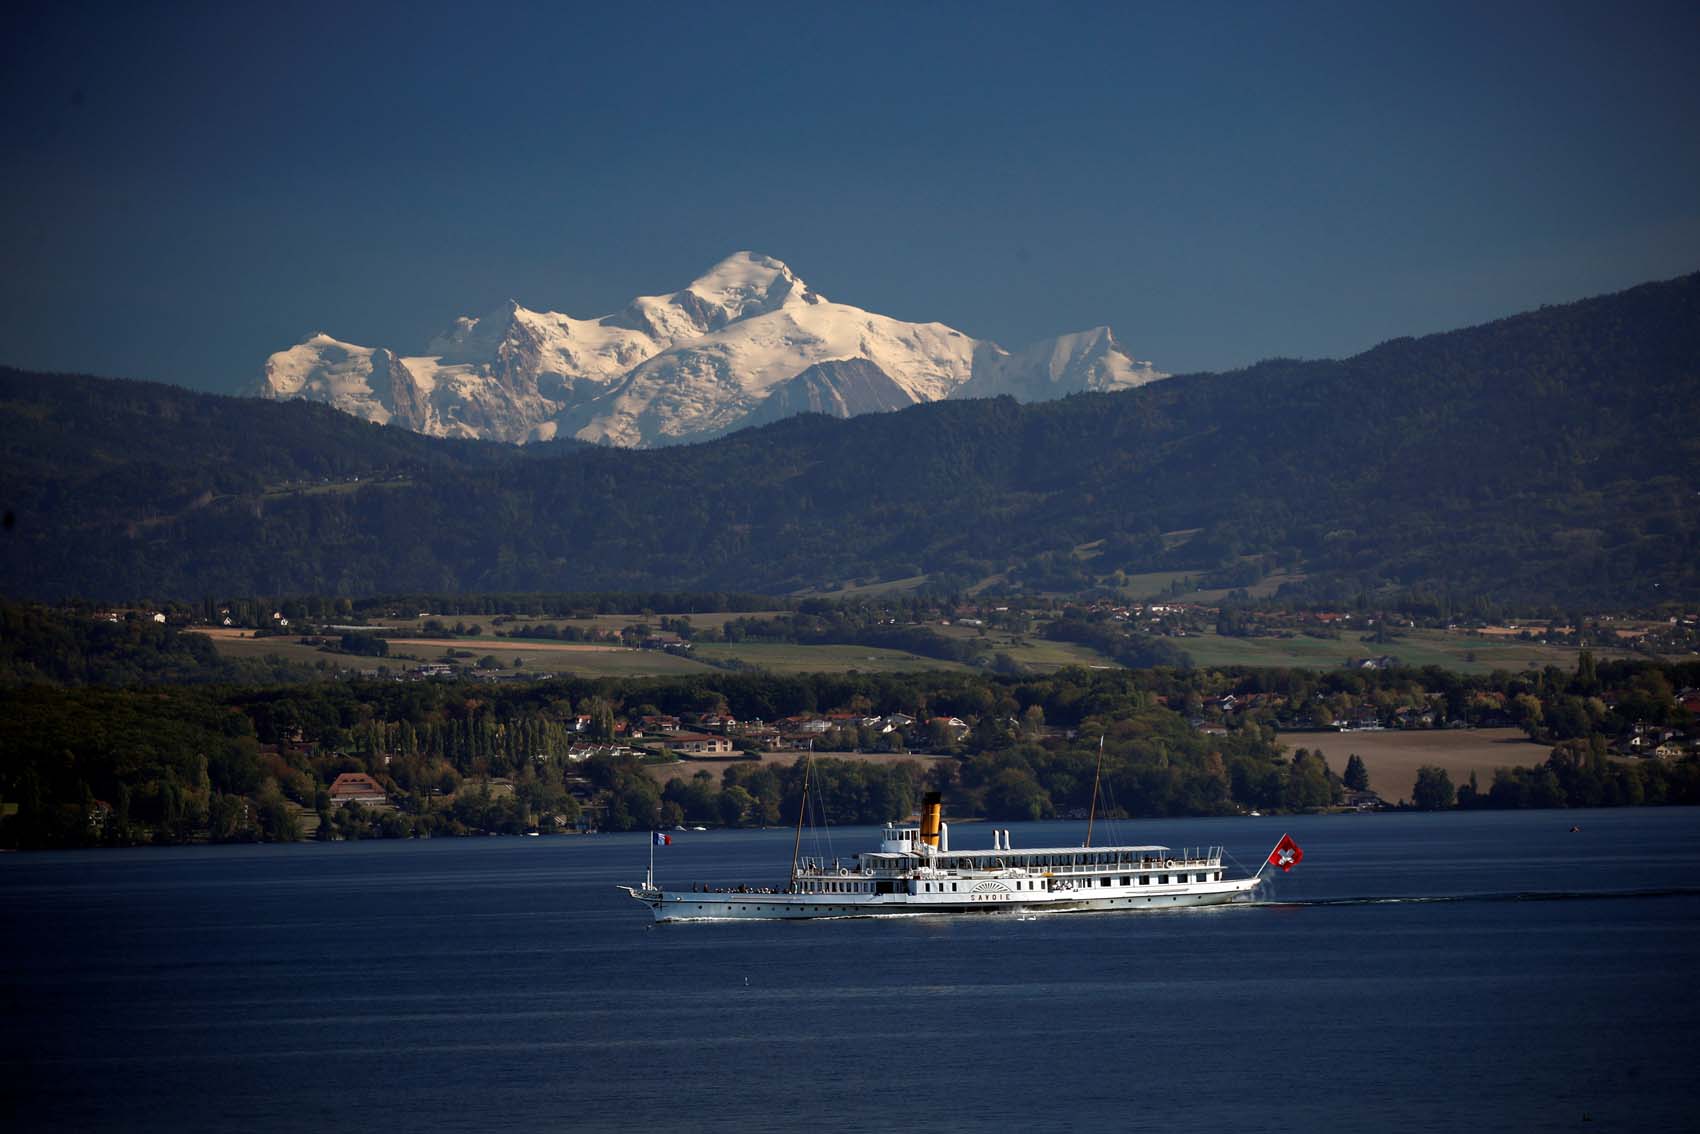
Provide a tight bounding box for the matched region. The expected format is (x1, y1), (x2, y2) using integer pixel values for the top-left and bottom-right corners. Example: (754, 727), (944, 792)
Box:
(1139, 875), (1150, 886)
(1120, 876), (1131, 885)
(1100, 877), (1111, 887)
(1160, 875), (1169, 884)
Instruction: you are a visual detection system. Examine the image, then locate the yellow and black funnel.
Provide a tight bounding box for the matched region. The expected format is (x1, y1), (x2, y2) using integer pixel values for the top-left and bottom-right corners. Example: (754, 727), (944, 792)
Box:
(919, 791), (942, 848)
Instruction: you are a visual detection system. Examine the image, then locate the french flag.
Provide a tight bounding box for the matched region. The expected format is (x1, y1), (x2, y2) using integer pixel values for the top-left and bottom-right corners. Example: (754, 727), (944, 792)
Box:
(653, 832), (672, 846)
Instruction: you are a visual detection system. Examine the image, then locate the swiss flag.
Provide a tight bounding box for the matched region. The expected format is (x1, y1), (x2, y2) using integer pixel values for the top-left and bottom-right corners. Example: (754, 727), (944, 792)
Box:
(1268, 834), (1303, 872)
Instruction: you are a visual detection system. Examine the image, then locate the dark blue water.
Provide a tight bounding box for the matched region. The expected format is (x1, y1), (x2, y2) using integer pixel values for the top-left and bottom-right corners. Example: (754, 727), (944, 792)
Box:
(4, 810), (1698, 1133)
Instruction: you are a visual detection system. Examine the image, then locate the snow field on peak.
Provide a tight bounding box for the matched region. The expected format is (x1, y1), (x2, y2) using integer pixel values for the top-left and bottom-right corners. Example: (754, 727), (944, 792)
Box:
(263, 335), (382, 408)
(256, 251), (1167, 446)
(566, 298), (980, 445)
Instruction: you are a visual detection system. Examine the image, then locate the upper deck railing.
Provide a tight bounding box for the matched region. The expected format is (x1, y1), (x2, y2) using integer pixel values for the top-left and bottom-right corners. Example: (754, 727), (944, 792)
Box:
(800, 846), (1225, 878)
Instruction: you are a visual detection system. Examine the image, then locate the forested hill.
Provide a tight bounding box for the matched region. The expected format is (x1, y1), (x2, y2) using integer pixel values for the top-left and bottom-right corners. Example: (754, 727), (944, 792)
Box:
(2, 271), (1697, 607)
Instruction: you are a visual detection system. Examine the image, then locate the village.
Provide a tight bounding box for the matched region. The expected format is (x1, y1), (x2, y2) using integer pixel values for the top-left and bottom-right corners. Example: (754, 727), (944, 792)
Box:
(234, 664), (1700, 844)
(39, 598), (1700, 847)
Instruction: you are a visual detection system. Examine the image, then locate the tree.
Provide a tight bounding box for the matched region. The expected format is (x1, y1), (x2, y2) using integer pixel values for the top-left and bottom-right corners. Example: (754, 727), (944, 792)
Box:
(589, 698), (616, 742)
(1284, 749), (1334, 810)
(984, 767), (1051, 822)
(1412, 765), (1454, 811)
(718, 785), (755, 827)
(1342, 754), (1370, 792)
(1512, 693), (1545, 733)
(1020, 704), (1045, 738)
(256, 781), (301, 841)
(1573, 649), (1599, 695)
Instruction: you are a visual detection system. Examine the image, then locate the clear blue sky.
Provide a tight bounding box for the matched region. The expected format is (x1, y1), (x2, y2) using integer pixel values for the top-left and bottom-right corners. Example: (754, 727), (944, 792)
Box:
(3, 0), (1696, 391)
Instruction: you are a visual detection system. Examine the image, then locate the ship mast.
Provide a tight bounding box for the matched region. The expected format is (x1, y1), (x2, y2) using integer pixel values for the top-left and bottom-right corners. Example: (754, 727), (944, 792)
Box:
(789, 743), (813, 890)
(1084, 735), (1105, 848)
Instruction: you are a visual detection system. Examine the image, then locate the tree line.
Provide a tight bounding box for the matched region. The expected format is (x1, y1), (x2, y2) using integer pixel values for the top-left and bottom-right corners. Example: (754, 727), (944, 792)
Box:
(2, 605), (1696, 848)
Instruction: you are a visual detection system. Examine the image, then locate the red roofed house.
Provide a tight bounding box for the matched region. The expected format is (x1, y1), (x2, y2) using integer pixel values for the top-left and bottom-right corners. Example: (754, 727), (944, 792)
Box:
(327, 773), (388, 807)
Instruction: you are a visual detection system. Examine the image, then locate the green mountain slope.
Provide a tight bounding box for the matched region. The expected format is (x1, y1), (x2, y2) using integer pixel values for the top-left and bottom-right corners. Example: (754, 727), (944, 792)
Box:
(2, 272), (1696, 606)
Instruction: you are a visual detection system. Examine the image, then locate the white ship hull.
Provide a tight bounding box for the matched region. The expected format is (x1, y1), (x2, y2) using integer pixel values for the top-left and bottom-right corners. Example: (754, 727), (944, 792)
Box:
(625, 874), (1261, 922)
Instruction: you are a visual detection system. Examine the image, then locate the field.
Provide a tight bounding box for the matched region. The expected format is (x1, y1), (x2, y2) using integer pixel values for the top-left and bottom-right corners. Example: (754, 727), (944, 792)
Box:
(993, 638), (1122, 670)
(801, 576), (931, 598)
(1173, 628), (1635, 674)
(1187, 571), (1308, 604)
(374, 610), (787, 636)
(1286, 726), (1549, 803)
(387, 639), (714, 676)
(192, 628), (380, 671)
(193, 628), (717, 677)
(928, 623), (1121, 671)
(197, 628), (971, 677)
(690, 642), (972, 674)
(197, 619), (1642, 682)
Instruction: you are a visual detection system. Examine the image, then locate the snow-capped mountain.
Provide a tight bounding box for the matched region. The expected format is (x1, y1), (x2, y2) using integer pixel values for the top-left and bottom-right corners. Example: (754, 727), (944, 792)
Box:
(948, 326), (1166, 402)
(723, 358), (920, 436)
(255, 252), (1168, 446)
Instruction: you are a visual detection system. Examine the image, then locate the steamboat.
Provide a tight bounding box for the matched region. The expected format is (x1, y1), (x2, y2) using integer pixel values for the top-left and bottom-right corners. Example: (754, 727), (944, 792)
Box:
(621, 781), (1301, 922)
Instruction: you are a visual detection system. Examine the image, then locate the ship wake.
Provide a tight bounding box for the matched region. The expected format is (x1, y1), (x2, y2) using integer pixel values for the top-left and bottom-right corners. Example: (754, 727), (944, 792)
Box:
(1245, 886), (1700, 909)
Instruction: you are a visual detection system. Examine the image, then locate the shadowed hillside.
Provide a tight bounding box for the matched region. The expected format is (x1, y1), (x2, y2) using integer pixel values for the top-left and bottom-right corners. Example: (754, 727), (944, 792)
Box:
(2, 271), (1696, 606)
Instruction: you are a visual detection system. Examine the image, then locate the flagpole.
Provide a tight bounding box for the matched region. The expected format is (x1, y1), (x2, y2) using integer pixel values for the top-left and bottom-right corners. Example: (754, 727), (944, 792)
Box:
(648, 831), (655, 891)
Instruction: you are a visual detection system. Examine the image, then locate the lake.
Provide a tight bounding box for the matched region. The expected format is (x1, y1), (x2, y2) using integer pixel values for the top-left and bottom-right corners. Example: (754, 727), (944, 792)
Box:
(4, 809), (1698, 1132)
